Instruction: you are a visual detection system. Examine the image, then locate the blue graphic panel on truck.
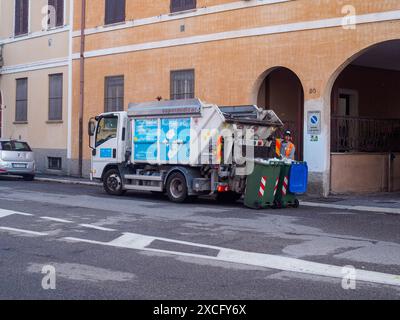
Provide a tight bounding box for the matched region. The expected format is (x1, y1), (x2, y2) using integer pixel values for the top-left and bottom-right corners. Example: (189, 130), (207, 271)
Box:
(133, 119), (158, 161)
(100, 148), (112, 158)
(160, 118), (191, 162)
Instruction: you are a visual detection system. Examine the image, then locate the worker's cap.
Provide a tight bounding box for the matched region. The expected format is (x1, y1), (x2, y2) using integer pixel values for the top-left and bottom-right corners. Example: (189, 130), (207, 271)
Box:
(284, 130), (292, 136)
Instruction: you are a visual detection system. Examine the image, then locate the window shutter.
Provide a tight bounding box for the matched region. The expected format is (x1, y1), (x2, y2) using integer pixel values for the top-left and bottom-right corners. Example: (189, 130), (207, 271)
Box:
(49, 74), (63, 121)
(22, 0), (29, 34)
(171, 0), (195, 13)
(105, 0), (111, 25)
(105, 0), (125, 25)
(105, 76), (124, 112)
(16, 78), (28, 122)
(171, 70), (195, 100)
(14, 0), (21, 35)
(56, 0), (64, 26)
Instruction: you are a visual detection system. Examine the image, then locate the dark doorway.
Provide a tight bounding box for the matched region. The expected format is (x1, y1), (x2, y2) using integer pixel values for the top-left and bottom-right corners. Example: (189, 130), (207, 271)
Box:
(257, 67), (304, 160)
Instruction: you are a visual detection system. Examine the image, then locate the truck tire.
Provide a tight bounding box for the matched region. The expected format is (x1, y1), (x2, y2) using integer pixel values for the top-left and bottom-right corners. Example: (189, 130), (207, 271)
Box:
(103, 169), (126, 196)
(166, 172), (188, 203)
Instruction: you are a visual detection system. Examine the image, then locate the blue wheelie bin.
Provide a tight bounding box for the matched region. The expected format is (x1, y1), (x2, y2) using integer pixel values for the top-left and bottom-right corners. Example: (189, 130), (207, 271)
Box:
(274, 161), (308, 208)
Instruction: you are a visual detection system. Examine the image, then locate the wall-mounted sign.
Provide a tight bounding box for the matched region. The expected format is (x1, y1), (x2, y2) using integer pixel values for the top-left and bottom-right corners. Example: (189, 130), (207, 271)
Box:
(307, 111), (321, 135)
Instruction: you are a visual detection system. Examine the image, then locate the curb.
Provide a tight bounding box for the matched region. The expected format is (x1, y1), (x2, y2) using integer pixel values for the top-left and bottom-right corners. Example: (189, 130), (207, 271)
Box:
(300, 200), (400, 215)
(35, 177), (102, 187)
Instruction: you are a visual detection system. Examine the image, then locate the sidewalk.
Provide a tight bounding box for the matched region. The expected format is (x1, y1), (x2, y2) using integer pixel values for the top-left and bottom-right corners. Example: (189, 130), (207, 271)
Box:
(299, 192), (400, 215)
(35, 174), (400, 214)
(35, 174), (101, 186)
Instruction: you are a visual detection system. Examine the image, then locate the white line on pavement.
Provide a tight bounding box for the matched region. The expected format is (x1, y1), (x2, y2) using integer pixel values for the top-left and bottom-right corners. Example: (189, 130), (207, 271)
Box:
(40, 217), (74, 224)
(79, 224), (116, 232)
(0, 227), (48, 236)
(0, 208), (33, 218)
(301, 201), (400, 215)
(64, 232), (400, 287)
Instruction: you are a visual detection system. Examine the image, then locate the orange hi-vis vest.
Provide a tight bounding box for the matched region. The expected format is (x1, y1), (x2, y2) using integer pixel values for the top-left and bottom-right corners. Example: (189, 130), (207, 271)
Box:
(276, 139), (295, 159)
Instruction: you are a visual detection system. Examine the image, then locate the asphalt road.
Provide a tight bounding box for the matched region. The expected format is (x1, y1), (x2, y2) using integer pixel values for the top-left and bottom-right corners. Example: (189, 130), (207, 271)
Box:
(0, 176), (399, 300)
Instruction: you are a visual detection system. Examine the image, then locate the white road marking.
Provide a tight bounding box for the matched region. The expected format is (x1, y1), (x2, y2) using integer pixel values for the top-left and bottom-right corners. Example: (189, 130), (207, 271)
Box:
(79, 224), (116, 232)
(301, 201), (400, 215)
(0, 227), (48, 236)
(40, 217), (74, 224)
(0, 208), (33, 218)
(64, 232), (400, 287)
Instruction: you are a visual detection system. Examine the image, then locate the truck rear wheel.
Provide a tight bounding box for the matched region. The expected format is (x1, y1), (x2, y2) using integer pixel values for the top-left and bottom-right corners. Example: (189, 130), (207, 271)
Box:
(166, 172), (188, 203)
(103, 169), (126, 196)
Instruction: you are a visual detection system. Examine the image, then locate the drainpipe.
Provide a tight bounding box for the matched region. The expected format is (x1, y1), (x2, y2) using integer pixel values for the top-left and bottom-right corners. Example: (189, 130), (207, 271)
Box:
(78, 0), (86, 177)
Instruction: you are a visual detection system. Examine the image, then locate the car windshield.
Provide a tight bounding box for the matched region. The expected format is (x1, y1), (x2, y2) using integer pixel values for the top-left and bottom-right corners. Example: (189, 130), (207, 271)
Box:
(0, 141), (32, 152)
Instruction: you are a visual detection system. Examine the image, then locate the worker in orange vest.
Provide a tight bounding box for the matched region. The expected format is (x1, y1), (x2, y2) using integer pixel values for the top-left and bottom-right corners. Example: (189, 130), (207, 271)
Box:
(275, 130), (296, 160)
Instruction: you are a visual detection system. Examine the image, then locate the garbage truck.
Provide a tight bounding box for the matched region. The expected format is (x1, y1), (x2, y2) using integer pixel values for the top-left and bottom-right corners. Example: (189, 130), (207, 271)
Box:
(88, 99), (283, 203)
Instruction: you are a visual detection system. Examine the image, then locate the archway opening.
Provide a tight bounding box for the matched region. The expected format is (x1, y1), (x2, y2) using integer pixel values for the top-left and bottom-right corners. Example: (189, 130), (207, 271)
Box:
(256, 67), (304, 160)
(330, 40), (400, 193)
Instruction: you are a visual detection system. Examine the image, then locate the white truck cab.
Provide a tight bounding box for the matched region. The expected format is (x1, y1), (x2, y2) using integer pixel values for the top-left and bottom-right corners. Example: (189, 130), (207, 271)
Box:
(89, 112), (128, 180)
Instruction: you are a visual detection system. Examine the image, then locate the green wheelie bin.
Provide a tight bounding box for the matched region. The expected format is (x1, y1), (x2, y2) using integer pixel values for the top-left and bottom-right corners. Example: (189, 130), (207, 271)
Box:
(274, 162), (300, 208)
(244, 160), (282, 209)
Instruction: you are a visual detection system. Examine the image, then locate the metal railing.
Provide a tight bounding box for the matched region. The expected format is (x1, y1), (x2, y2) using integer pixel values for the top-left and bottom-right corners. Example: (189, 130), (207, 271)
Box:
(331, 116), (400, 152)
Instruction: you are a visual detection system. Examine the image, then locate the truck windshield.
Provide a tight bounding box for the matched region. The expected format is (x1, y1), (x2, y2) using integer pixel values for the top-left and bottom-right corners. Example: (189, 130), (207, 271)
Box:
(0, 141), (32, 151)
(95, 116), (118, 147)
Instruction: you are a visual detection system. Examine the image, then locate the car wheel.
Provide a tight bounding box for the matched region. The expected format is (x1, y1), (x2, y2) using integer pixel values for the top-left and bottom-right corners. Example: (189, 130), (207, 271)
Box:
(103, 169), (126, 196)
(166, 172), (188, 203)
(22, 174), (35, 181)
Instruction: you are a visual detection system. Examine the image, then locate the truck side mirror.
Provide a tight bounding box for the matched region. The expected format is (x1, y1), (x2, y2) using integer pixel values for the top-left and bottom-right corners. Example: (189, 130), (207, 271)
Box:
(88, 119), (96, 137)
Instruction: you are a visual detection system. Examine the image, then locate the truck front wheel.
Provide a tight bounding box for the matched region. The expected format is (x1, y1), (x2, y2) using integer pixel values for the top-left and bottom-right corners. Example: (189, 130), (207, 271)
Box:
(166, 172), (188, 203)
(103, 169), (126, 196)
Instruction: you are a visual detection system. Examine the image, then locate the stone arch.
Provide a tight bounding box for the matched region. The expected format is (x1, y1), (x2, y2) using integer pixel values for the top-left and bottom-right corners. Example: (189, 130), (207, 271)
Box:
(252, 66), (305, 160)
(324, 39), (400, 193)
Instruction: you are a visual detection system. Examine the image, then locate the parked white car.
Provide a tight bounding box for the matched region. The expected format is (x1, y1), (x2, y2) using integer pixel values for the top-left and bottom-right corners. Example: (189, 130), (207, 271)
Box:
(0, 139), (35, 181)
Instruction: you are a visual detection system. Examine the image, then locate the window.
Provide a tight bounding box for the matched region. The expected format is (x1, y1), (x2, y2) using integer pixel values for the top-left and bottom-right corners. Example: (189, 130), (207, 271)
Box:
(0, 141), (31, 151)
(95, 116), (118, 147)
(15, 78), (28, 122)
(49, 74), (63, 121)
(171, 0), (196, 13)
(14, 0), (29, 36)
(48, 0), (64, 28)
(0, 141), (12, 151)
(48, 157), (62, 170)
(170, 70), (195, 100)
(105, 0), (125, 25)
(105, 76), (124, 112)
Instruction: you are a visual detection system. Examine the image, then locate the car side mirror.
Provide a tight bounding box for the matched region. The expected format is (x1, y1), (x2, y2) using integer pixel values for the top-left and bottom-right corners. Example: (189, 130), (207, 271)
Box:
(88, 119), (96, 137)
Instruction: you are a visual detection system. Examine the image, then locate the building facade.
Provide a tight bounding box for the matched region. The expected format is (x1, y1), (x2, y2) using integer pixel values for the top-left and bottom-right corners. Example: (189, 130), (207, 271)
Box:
(0, 0), (72, 175)
(1, 0), (400, 195)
